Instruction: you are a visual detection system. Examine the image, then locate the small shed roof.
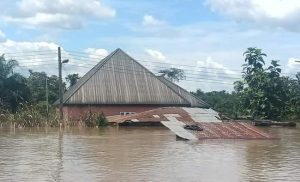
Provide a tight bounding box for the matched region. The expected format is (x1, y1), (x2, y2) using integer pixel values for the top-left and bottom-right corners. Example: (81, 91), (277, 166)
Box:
(60, 48), (207, 106)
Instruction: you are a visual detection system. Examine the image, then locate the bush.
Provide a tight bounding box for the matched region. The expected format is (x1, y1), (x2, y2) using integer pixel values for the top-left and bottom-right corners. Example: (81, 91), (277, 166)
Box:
(96, 112), (108, 127)
(81, 111), (108, 127)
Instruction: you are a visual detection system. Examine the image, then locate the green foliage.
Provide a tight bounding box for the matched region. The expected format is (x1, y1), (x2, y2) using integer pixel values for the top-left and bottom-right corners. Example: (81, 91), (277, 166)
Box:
(81, 112), (108, 127)
(159, 68), (186, 82)
(0, 55), (30, 112)
(96, 112), (108, 127)
(192, 90), (240, 119)
(27, 70), (63, 105)
(193, 48), (300, 121)
(0, 55), (67, 113)
(0, 54), (64, 127)
(66, 73), (80, 87)
(235, 48), (299, 120)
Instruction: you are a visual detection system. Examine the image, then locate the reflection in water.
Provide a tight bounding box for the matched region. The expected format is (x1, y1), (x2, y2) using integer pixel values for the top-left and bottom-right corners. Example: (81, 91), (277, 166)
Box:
(0, 126), (299, 182)
(52, 129), (64, 181)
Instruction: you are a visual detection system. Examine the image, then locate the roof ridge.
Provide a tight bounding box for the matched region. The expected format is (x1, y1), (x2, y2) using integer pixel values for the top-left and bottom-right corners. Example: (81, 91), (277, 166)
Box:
(120, 51), (191, 105)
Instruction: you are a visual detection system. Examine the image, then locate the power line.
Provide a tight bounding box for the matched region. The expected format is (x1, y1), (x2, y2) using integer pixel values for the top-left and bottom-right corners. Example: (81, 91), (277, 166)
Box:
(15, 62), (234, 85)
(64, 62), (239, 81)
(12, 56), (242, 79)
(63, 52), (242, 71)
(4, 53), (57, 58)
(18, 64), (57, 68)
(8, 57), (57, 62)
(68, 57), (243, 79)
(63, 50), (297, 76)
(5, 49), (296, 77)
(13, 56), (296, 81)
(6, 49), (297, 86)
(3, 50), (57, 55)
(64, 63), (235, 85)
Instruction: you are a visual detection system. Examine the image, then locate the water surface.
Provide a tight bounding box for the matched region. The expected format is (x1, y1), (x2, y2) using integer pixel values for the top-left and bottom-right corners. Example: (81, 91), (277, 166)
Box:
(0, 126), (299, 182)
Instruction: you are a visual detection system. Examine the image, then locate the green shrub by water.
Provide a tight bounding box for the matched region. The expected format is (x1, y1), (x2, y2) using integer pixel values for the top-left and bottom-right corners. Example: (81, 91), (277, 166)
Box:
(81, 112), (108, 127)
(96, 112), (108, 127)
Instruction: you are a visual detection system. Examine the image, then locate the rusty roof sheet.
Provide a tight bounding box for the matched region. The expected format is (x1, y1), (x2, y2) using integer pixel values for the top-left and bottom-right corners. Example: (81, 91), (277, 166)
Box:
(110, 107), (276, 140)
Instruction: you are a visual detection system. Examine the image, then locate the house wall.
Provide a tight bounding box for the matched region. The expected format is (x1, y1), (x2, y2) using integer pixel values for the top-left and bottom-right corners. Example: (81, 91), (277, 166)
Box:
(63, 105), (162, 121)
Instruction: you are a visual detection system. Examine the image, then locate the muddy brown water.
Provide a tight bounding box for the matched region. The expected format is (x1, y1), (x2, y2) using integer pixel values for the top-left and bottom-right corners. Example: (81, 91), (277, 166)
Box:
(0, 126), (299, 182)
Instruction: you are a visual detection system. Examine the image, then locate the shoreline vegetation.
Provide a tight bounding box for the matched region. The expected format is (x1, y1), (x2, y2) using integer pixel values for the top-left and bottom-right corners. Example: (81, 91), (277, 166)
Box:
(0, 105), (110, 128)
(0, 47), (300, 128)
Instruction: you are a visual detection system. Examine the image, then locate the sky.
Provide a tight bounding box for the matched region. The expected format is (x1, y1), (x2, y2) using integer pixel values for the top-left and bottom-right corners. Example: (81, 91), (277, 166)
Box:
(1, 0), (300, 92)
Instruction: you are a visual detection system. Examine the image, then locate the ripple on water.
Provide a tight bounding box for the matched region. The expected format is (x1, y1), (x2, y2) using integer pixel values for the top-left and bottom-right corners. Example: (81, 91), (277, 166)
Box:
(0, 127), (299, 182)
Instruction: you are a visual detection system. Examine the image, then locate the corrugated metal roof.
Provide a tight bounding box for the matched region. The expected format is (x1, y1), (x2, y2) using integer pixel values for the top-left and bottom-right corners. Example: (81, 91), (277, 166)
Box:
(161, 118), (198, 140)
(110, 107), (277, 140)
(157, 76), (209, 108)
(61, 48), (196, 105)
(182, 108), (220, 122)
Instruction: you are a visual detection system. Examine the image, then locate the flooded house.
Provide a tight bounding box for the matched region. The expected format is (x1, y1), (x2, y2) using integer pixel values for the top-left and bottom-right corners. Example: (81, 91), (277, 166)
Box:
(59, 48), (209, 121)
(57, 48), (276, 140)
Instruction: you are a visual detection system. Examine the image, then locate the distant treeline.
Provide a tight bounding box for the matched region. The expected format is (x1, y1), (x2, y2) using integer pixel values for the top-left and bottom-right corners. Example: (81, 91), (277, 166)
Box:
(1, 47), (300, 123)
(193, 48), (300, 121)
(0, 54), (81, 116)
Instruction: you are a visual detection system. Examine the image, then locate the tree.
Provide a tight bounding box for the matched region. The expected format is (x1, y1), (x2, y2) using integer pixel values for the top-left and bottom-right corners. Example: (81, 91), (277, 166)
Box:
(192, 89), (240, 119)
(0, 55), (30, 112)
(193, 48), (299, 121)
(27, 70), (63, 105)
(159, 68), (185, 82)
(235, 47), (292, 120)
(66, 73), (80, 87)
(27, 70), (48, 104)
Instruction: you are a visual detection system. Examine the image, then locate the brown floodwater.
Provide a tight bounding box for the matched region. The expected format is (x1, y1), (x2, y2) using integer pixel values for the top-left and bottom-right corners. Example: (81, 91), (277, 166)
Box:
(0, 126), (299, 182)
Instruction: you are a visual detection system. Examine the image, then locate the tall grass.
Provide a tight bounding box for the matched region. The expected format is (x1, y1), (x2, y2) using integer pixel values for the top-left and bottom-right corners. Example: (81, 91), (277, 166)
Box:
(0, 104), (60, 128)
(0, 104), (109, 128)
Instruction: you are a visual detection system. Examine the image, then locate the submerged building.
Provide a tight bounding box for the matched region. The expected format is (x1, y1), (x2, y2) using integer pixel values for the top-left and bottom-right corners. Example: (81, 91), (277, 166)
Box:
(59, 48), (208, 120)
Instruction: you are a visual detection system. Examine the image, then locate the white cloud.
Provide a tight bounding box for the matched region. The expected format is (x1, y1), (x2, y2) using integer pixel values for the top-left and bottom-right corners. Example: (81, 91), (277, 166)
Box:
(286, 57), (300, 74)
(0, 32), (109, 78)
(205, 0), (300, 31)
(196, 56), (237, 76)
(0, 37), (95, 77)
(184, 56), (240, 91)
(2, 0), (116, 29)
(0, 30), (6, 42)
(84, 48), (108, 59)
(143, 15), (164, 27)
(0, 38), (59, 76)
(287, 57), (299, 68)
(145, 48), (166, 61)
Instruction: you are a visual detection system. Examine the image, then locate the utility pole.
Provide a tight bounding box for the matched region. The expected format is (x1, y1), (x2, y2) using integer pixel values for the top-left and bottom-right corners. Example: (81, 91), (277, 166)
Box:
(46, 77), (49, 119)
(58, 47), (63, 121)
(58, 47), (69, 121)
